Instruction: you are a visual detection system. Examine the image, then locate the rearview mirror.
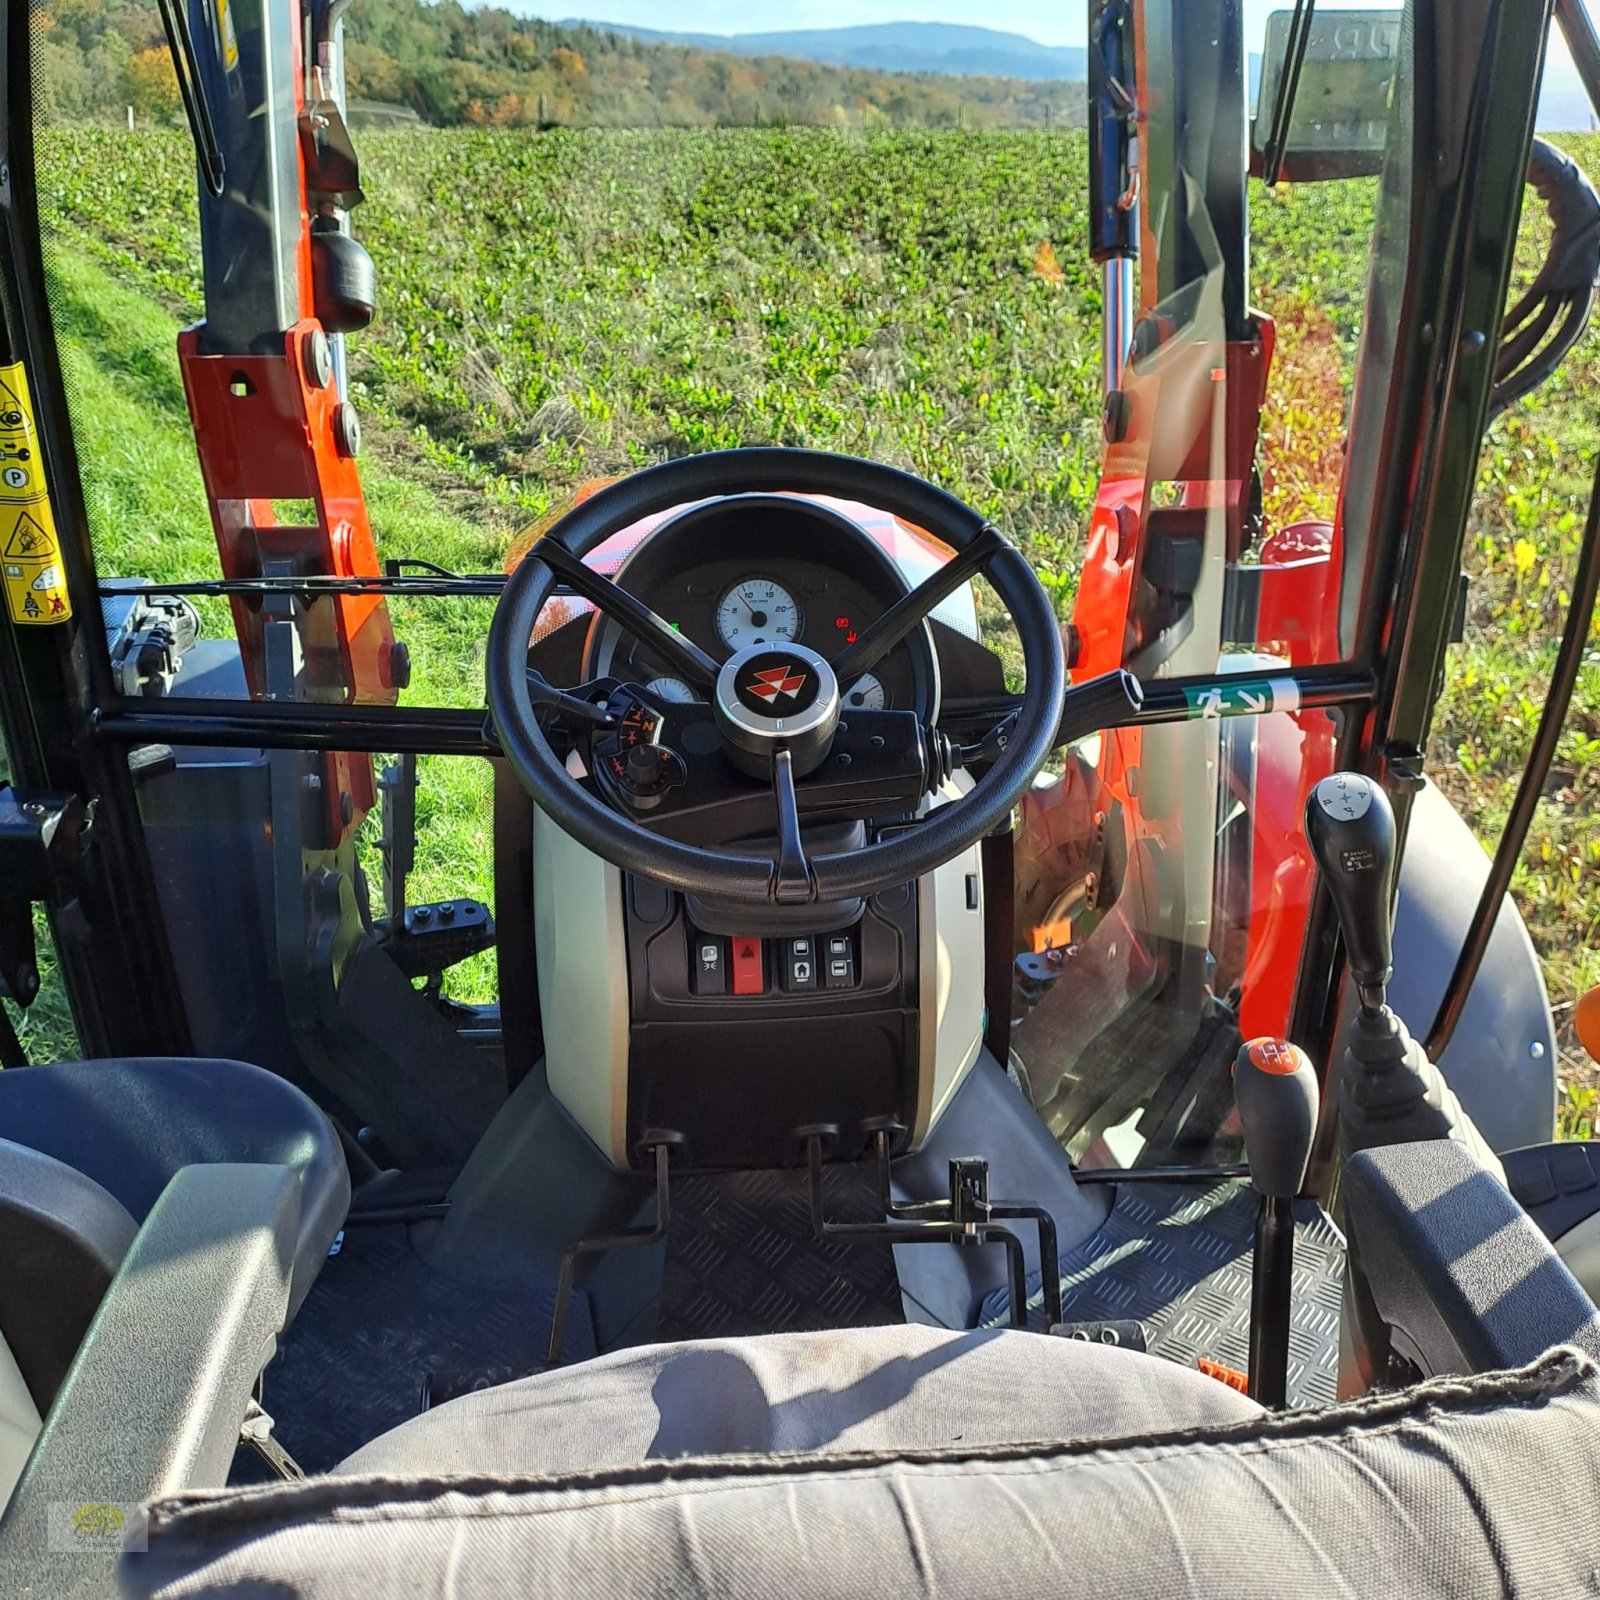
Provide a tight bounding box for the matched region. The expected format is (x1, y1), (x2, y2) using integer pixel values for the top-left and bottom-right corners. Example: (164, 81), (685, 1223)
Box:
(1252, 8), (1403, 182)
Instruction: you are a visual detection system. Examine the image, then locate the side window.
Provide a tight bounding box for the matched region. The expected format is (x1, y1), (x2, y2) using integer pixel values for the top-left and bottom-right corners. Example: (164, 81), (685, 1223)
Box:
(0, 725), (80, 1065)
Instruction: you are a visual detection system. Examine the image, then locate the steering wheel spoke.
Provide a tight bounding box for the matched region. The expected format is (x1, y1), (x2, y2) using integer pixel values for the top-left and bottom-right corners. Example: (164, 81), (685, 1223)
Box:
(533, 539), (720, 691)
(831, 522), (1009, 683)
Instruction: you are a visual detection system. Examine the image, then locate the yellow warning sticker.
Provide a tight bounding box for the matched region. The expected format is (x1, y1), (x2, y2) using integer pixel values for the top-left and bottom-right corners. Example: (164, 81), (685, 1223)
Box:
(0, 362), (69, 626)
(4, 509), (55, 560)
(0, 365), (48, 504)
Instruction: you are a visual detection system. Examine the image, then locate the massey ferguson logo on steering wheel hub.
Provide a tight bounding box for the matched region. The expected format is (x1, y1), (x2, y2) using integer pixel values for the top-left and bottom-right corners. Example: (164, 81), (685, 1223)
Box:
(745, 664), (808, 703)
(730, 649), (822, 718)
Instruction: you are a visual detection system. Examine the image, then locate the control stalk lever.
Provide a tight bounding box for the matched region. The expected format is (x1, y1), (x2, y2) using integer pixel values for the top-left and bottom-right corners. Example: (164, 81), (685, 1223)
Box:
(1304, 773), (1503, 1178)
(1233, 1037), (1320, 1408)
(1304, 772), (1395, 1015)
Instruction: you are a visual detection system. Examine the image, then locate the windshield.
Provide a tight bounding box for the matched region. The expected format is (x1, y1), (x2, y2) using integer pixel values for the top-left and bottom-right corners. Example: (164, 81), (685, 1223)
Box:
(15, 0), (1595, 1161)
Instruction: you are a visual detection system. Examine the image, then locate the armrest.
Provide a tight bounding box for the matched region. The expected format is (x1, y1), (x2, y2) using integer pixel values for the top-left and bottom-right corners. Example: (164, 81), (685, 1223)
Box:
(1345, 1139), (1600, 1380)
(0, 1163), (298, 1599)
(1500, 1139), (1600, 1240)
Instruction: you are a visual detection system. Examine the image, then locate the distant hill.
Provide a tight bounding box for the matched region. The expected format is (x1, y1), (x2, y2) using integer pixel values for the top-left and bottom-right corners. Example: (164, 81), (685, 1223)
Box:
(578, 15), (1595, 131)
(35, 1), (1081, 129)
(570, 20), (1087, 82)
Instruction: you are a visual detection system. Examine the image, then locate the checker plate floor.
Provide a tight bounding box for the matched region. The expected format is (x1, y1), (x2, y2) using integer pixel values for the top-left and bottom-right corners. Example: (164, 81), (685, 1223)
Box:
(980, 1180), (1346, 1409)
(243, 1223), (595, 1478)
(659, 1161), (905, 1341)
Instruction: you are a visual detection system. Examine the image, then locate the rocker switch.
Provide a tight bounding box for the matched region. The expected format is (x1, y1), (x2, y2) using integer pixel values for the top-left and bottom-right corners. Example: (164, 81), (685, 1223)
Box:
(691, 934), (727, 997)
(784, 937), (817, 992)
(731, 936), (764, 996)
(824, 933), (855, 989)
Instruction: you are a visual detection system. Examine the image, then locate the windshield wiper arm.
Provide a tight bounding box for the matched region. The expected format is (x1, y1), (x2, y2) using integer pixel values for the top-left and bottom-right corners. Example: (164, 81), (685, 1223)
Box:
(157, 0), (226, 200)
(1260, 0), (1316, 188)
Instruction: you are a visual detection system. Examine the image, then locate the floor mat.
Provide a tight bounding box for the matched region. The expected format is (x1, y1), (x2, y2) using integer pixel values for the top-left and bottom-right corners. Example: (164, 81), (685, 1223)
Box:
(240, 1223), (594, 1478)
(659, 1161), (905, 1341)
(979, 1180), (1345, 1410)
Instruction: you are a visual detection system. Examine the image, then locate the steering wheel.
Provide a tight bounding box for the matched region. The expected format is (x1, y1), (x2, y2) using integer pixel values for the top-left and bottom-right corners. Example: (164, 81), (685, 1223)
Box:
(487, 448), (1072, 906)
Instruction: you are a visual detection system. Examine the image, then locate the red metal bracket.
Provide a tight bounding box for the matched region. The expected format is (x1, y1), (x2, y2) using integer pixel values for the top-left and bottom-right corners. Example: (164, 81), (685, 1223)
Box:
(178, 320), (395, 841)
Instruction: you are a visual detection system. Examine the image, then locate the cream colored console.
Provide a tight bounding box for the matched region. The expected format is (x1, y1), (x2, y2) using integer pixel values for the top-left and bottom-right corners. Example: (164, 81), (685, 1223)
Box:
(533, 786), (990, 1171)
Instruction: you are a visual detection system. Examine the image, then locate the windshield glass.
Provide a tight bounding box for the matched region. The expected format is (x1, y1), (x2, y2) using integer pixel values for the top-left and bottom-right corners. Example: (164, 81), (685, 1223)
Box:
(18, 0), (1596, 1158)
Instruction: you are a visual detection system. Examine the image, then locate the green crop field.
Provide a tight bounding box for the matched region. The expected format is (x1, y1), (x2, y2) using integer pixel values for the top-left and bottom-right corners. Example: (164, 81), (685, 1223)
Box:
(9, 126), (1599, 1126)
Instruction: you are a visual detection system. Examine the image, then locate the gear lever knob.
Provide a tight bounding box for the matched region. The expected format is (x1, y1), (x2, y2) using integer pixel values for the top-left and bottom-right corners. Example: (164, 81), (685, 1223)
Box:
(1233, 1037), (1320, 1409)
(1304, 772), (1397, 1012)
(1233, 1037), (1320, 1200)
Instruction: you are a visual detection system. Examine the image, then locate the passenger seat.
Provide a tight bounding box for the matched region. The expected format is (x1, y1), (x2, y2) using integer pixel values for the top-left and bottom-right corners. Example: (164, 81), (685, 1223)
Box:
(0, 1057), (350, 1510)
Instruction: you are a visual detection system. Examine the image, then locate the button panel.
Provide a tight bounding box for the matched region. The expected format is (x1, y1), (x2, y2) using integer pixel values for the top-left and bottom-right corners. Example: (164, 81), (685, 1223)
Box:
(684, 927), (857, 998)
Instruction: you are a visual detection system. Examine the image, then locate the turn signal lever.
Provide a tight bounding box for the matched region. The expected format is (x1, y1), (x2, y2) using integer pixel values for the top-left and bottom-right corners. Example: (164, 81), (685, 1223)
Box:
(1233, 1037), (1319, 1408)
(1305, 773), (1502, 1179)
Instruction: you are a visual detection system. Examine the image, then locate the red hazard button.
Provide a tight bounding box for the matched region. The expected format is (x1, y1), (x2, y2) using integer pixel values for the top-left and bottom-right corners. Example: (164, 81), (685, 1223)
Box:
(730, 936), (764, 996)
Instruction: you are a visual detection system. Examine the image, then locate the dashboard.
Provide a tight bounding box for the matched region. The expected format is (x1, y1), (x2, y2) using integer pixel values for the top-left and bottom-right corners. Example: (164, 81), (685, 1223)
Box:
(523, 492), (1010, 736)
(580, 495), (938, 719)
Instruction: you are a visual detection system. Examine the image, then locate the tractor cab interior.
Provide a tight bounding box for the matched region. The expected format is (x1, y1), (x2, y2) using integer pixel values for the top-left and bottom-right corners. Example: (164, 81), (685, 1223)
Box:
(3, 0), (1600, 1596)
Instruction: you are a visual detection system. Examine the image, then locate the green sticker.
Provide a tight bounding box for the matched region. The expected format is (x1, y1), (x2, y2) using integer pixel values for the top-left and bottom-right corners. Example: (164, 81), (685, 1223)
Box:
(1181, 678), (1302, 721)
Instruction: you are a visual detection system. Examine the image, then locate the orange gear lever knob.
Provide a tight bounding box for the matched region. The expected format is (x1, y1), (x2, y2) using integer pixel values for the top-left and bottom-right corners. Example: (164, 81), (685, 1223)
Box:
(1233, 1036), (1320, 1200)
(1577, 985), (1600, 1066)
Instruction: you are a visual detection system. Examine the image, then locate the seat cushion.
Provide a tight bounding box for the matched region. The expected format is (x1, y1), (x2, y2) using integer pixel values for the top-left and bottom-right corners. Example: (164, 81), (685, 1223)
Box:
(122, 1346), (1600, 1599)
(338, 1324), (1262, 1477)
(0, 1058), (348, 1319)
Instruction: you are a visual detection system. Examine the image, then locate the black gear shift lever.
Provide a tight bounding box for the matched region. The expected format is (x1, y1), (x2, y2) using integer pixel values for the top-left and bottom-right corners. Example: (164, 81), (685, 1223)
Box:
(1304, 772), (1504, 1179)
(1304, 772), (1396, 1014)
(1233, 1036), (1319, 1408)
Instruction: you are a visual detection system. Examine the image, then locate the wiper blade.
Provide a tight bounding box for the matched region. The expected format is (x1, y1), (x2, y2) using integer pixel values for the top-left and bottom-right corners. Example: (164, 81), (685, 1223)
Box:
(157, 0), (226, 200)
(1260, 0), (1316, 188)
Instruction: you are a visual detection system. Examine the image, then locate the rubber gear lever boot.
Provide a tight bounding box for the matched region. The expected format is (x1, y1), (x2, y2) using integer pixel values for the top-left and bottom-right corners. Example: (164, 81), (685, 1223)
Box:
(1340, 1004), (1505, 1183)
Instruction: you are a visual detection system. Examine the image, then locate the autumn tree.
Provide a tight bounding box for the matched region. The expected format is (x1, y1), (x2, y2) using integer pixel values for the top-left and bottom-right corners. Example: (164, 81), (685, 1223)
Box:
(123, 44), (179, 121)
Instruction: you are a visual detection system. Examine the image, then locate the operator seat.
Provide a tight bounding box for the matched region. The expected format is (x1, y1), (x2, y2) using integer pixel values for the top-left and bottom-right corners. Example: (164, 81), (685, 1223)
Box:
(338, 1322), (1260, 1477)
(123, 1329), (1600, 1598)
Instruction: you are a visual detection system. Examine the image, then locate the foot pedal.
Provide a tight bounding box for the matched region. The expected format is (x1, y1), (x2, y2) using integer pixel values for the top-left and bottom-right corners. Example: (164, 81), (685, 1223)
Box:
(547, 1135), (681, 1364)
(1049, 1318), (1147, 1352)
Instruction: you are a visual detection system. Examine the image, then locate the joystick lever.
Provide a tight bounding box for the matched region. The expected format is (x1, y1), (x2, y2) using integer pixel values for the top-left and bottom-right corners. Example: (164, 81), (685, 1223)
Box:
(1304, 772), (1505, 1179)
(1233, 1037), (1320, 1408)
(1304, 772), (1396, 1014)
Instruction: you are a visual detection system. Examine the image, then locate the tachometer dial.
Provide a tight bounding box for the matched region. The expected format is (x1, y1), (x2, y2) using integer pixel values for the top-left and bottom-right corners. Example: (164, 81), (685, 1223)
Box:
(842, 673), (887, 711)
(644, 675), (696, 704)
(715, 577), (802, 651)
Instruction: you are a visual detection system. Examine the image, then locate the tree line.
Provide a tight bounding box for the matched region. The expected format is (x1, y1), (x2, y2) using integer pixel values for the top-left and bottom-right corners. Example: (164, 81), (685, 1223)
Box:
(33, 0), (1084, 130)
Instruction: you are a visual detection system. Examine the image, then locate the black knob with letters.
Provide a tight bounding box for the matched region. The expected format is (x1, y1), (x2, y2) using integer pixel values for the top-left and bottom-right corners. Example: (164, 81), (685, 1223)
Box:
(1304, 772), (1397, 1012)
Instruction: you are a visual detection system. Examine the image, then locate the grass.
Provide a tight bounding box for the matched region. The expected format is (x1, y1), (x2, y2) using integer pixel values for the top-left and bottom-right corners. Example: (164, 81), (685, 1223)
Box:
(6, 125), (1598, 1121)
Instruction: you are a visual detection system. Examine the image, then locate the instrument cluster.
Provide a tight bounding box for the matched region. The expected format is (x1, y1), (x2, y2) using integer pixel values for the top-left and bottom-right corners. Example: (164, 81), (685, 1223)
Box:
(580, 497), (934, 721)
